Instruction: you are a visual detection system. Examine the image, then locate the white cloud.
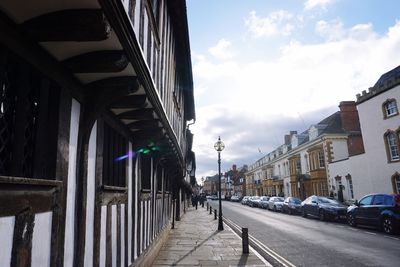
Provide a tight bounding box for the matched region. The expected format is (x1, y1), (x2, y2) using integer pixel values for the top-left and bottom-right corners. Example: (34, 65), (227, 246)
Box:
(316, 19), (376, 41)
(245, 10), (296, 38)
(208, 39), (234, 60)
(304, 0), (335, 10)
(192, 21), (400, 179)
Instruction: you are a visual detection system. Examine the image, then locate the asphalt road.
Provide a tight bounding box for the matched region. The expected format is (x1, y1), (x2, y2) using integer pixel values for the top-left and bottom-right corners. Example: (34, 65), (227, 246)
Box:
(208, 200), (400, 267)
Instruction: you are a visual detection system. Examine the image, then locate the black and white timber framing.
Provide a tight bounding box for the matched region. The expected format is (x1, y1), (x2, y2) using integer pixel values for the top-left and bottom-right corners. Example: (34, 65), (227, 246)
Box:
(0, 0), (196, 266)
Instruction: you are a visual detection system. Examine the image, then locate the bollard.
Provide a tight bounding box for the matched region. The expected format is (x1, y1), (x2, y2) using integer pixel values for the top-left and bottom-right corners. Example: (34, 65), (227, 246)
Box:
(206, 202), (209, 211)
(242, 228), (249, 254)
(209, 205), (212, 214)
(214, 209), (217, 220)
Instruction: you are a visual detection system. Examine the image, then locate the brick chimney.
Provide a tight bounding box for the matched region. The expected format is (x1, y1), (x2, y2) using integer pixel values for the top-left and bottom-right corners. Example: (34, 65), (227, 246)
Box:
(232, 165), (237, 171)
(338, 101), (365, 156)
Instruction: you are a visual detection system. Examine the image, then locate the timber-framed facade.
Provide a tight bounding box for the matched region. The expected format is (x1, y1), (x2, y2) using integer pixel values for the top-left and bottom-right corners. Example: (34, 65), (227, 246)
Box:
(0, 0), (195, 266)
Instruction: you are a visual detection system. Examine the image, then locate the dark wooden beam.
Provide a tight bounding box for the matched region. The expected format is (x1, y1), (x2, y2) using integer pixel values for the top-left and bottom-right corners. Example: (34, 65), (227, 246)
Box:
(117, 108), (155, 120)
(86, 76), (140, 92)
(62, 50), (129, 73)
(109, 95), (148, 109)
(133, 129), (164, 140)
(126, 119), (160, 130)
(0, 10), (84, 101)
(23, 9), (111, 42)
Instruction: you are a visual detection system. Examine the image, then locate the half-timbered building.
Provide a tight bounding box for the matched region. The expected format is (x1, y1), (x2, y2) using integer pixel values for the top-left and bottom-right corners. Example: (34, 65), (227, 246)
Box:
(0, 0), (195, 266)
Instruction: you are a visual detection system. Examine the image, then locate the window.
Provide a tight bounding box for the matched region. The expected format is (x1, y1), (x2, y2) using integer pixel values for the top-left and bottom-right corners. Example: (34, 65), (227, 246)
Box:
(359, 195), (373, 206)
(102, 123), (127, 187)
(372, 195), (384, 205)
(296, 159), (301, 174)
(318, 151), (325, 168)
(0, 49), (60, 180)
(393, 173), (400, 194)
(382, 99), (398, 118)
(384, 195), (394, 206)
(385, 132), (399, 161)
(347, 178), (354, 199)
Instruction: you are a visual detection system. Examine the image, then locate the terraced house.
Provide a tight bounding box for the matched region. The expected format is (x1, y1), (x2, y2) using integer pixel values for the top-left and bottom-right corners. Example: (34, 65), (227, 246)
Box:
(0, 0), (195, 266)
(246, 101), (364, 201)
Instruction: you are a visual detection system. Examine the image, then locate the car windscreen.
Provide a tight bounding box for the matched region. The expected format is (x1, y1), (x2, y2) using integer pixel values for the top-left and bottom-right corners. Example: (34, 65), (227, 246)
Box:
(292, 199), (301, 204)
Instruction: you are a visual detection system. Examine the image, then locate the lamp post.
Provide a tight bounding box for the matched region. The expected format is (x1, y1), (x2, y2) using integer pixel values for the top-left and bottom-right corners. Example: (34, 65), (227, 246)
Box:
(214, 136), (225, 231)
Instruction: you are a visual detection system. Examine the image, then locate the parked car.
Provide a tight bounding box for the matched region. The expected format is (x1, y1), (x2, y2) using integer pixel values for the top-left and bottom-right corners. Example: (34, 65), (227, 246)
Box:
(268, 197), (285, 211)
(259, 196), (270, 209)
(241, 196), (250, 205)
(282, 197), (302, 215)
(347, 193), (400, 234)
(249, 196), (261, 207)
(301, 195), (347, 221)
(231, 195), (241, 202)
(210, 195), (218, 200)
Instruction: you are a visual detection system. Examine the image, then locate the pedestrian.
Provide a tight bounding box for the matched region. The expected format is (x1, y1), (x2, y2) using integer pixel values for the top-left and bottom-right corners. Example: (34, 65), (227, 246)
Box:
(199, 194), (204, 207)
(194, 194), (198, 209)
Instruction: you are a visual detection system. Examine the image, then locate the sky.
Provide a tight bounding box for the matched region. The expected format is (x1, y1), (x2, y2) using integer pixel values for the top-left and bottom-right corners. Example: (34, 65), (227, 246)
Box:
(186, 0), (400, 182)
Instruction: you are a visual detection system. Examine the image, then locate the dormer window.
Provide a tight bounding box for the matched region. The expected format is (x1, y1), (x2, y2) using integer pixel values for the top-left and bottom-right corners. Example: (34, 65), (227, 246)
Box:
(382, 99), (398, 119)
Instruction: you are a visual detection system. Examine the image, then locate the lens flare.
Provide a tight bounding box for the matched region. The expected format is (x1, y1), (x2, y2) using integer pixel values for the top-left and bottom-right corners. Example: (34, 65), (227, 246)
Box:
(114, 151), (136, 162)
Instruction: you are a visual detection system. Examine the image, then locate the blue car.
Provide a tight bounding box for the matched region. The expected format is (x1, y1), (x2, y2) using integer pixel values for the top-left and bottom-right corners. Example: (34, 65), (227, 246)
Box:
(347, 193), (400, 234)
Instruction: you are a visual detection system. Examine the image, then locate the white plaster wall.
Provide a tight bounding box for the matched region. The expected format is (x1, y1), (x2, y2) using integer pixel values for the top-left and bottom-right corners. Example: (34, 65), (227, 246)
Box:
(84, 122), (97, 267)
(127, 142), (133, 264)
(111, 205), (117, 267)
(134, 0), (141, 34)
(134, 157), (139, 260)
(353, 87), (400, 198)
(0, 216), (14, 266)
(121, 204), (125, 267)
(99, 206), (107, 267)
(64, 99), (80, 267)
(32, 212), (52, 267)
(330, 139), (349, 162)
(283, 177), (291, 197)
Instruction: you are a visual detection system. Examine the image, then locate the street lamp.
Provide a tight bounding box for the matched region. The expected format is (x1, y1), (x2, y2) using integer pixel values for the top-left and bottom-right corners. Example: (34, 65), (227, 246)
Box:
(214, 136), (225, 231)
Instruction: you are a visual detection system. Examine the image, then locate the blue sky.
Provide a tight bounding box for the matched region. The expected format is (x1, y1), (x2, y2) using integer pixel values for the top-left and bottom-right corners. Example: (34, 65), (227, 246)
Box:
(186, 0), (400, 181)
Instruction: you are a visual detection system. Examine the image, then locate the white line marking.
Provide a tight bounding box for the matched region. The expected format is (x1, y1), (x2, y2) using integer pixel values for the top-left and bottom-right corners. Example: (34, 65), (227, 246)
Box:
(364, 231), (377, 235)
(224, 222), (272, 267)
(224, 217), (296, 267)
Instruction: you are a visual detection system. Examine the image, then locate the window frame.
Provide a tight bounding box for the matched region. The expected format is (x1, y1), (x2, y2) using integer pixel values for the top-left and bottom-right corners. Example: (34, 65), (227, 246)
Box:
(382, 98), (399, 119)
(384, 130), (400, 162)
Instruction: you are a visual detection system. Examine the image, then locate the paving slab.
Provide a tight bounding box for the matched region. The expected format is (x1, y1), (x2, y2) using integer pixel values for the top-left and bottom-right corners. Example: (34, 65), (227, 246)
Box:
(153, 206), (270, 267)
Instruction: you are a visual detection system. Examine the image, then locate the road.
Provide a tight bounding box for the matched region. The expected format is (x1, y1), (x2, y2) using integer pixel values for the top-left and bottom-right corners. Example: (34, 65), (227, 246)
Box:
(208, 200), (400, 267)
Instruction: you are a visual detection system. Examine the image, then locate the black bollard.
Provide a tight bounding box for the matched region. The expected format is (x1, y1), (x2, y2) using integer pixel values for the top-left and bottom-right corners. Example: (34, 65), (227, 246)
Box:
(242, 228), (249, 254)
(209, 205), (212, 214)
(214, 209), (217, 220)
(206, 202), (209, 211)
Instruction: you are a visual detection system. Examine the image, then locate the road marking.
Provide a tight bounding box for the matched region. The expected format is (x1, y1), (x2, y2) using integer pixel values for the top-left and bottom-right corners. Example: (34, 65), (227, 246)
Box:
(364, 231), (377, 235)
(224, 217), (296, 267)
(225, 223), (273, 267)
(383, 235), (400, 241)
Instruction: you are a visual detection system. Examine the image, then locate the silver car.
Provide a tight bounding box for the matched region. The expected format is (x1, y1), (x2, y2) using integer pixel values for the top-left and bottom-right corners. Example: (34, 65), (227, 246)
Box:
(268, 197), (285, 211)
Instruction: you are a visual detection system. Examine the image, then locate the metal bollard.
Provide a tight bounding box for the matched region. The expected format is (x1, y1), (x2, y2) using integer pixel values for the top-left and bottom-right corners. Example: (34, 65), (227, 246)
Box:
(242, 228), (249, 254)
(207, 202), (209, 211)
(209, 205), (212, 214)
(214, 209), (217, 220)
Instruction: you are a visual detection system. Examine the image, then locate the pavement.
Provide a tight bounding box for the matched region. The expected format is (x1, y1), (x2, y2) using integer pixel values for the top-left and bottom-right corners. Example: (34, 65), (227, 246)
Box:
(152, 204), (270, 267)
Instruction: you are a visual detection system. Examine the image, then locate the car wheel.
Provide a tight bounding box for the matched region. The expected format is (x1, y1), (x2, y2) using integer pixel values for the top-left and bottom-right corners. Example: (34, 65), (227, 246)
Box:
(347, 213), (357, 227)
(302, 208), (307, 218)
(273, 205), (277, 212)
(288, 209), (292, 215)
(319, 210), (326, 221)
(382, 217), (395, 234)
